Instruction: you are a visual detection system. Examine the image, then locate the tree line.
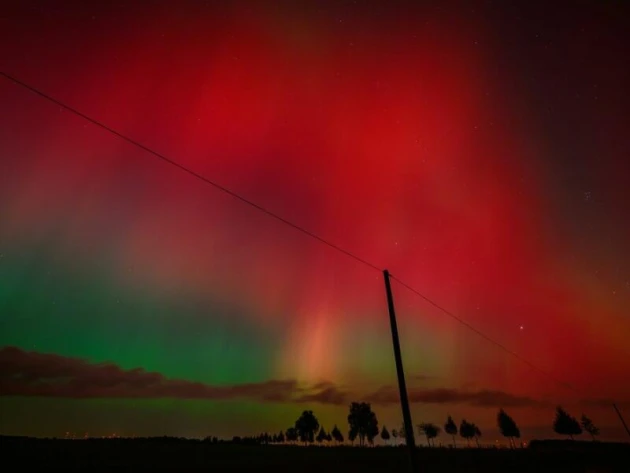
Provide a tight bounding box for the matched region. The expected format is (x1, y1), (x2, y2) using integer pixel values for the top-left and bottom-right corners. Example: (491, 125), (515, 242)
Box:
(410, 407), (599, 448)
(227, 403), (601, 447)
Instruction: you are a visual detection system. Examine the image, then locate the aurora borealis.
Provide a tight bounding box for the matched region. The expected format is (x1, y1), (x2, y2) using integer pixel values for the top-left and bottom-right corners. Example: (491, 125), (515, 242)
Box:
(1, 1), (629, 442)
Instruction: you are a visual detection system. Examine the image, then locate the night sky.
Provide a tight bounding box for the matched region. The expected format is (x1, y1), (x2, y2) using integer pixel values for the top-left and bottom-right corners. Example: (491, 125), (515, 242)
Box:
(1, 1), (629, 442)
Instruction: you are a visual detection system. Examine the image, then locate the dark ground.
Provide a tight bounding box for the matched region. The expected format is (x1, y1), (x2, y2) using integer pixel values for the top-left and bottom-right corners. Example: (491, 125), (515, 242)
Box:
(0, 436), (627, 472)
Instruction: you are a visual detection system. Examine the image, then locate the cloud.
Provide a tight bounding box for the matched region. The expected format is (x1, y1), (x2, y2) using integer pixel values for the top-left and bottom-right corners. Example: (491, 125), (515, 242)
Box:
(0, 346), (301, 402)
(365, 385), (550, 408)
(580, 398), (630, 409)
(294, 386), (349, 405)
(410, 374), (437, 383)
(2, 347), (583, 410)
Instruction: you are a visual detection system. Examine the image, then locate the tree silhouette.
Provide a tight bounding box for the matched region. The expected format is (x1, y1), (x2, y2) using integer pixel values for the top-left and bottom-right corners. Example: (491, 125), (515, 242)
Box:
(348, 428), (357, 445)
(399, 423), (407, 444)
(367, 421), (379, 445)
(418, 423), (440, 447)
(514, 426), (521, 448)
(316, 426), (327, 444)
(347, 402), (379, 447)
(553, 406), (582, 440)
(391, 428), (399, 445)
(444, 415), (458, 447)
(278, 431), (285, 443)
(473, 424), (482, 448)
(284, 427), (299, 442)
(331, 425), (344, 444)
(497, 409), (521, 448)
(381, 426), (391, 444)
(459, 419), (475, 447)
(580, 414), (600, 440)
(285, 427), (298, 444)
(295, 410), (319, 444)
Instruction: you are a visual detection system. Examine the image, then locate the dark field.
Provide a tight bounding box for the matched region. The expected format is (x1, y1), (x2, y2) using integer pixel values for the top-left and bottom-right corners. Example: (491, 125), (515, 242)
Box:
(1, 436), (627, 472)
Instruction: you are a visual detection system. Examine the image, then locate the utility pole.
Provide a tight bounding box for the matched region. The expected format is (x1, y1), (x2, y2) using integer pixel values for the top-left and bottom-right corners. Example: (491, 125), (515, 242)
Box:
(383, 269), (417, 472)
(613, 403), (630, 440)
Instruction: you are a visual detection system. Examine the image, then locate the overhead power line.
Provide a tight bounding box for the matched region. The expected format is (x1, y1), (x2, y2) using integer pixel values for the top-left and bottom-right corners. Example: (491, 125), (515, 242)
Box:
(0, 71), (382, 273)
(388, 275), (580, 395)
(1, 70), (581, 397)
